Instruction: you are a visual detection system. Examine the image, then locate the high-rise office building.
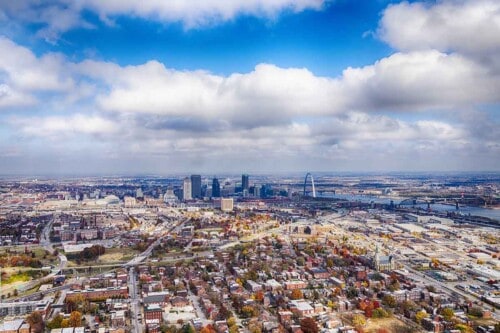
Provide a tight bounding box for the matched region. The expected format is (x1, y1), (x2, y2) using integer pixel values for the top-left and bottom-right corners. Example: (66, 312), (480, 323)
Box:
(212, 178), (221, 197)
(191, 175), (201, 198)
(242, 174), (249, 191)
(183, 177), (192, 201)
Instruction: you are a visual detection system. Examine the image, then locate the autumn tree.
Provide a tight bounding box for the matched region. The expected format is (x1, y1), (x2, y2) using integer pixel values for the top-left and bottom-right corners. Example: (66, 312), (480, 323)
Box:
(68, 311), (82, 327)
(254, 290), (264, 302)
(200, 325), (216, 333)
(26, 311), (44, 333)
(415, 310), (429, 324)
(61, 319), (70, 328)
(290, 289), (303, 300)
(352, 314), (366, 327)
(300, 317), (319, 333)
(441, 307), (455, 321)
(227, 317), (236, 327)
(455, 324), (474, 333)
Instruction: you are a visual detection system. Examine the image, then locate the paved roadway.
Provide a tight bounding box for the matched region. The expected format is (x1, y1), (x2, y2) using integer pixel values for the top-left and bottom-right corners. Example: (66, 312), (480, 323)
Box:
(128, 268), (142, 333)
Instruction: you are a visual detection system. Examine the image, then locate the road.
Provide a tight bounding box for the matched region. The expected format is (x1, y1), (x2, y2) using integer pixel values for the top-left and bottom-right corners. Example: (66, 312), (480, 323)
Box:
(129, 267), (142, 333)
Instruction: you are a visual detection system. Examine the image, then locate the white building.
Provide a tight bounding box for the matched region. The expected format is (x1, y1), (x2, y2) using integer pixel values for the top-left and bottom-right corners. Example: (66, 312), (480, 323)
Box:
(183, 178), (192, 201)
(220, 198), (233, 212)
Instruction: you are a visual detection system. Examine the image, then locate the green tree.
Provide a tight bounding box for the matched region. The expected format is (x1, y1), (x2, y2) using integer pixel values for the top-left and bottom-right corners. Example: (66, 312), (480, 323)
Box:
(382, 295), (396, 308)
(183, 324), (195, 333)
(372, 308), (389, 318)
(468, 306), (483, 318)
(46, 315), (64, 330)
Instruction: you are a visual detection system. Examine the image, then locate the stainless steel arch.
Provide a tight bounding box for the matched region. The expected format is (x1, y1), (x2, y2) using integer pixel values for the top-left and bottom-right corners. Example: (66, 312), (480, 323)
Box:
(303, 173), (316, 198)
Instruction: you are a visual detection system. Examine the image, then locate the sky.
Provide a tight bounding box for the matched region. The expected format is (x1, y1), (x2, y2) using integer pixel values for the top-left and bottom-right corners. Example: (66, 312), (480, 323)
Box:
(0, 0), (499, 175)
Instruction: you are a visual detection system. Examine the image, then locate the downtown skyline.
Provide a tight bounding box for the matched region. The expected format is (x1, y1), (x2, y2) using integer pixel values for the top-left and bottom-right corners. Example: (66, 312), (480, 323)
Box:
(0, 0), (499, 175)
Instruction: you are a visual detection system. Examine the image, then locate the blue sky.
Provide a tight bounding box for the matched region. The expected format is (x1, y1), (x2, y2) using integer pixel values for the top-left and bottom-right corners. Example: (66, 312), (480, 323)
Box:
(0, 0), (499, 175)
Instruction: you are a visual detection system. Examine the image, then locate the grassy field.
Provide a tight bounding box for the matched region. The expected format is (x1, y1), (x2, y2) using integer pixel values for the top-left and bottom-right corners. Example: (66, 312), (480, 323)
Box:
(66, 247), (140, 265)
(364, 317), (422, 333)
(1, 268), (49, 285)
(0, 246), (58, 266)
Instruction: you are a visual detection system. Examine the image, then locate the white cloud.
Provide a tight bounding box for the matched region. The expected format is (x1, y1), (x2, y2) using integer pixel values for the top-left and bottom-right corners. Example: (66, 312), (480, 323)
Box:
(13, 114), (118, 139)
(341, 50), (500, 111)
(0, 84), (37, 108)
(378, 0), (500, 59)
(0, 0), (326, 40)
(80, 50), (500, 125)
(84, 0), (325, 28)
(0, 37), (74, 95)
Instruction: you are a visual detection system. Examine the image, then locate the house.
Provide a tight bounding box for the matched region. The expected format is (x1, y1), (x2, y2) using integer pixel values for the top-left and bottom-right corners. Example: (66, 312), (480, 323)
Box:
(111, 310), (126, 327)
(0, 320), (29, 333)
(144, 304), (163, 325)
(289, 300), (314, 317)
(170, 296), (189, 307)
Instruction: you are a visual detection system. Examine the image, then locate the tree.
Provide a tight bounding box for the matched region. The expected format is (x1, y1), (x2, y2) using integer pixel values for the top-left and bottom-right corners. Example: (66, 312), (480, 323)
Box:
(290, 289), (303, 300)
(382, 295), (396, 308)
(415, 310), (429, 324)
(227, 317), (236, 327)
(441, 307), (455, 321)
(300, 317), (319, 333)
(68, 311), (82, 327)
(326, 258), (334, 268)
(200, 325), (216, 333)
(425, 285), (436, 293)
(455, 324), (474, 333)
(183, 324), (195, 333)
(61, 319), (70, 328)
(241, 305), (255, 318)
(352, 314), (366, 327)
(372, 308), (389, 319)
(468, 306), (483, 318)
(254, 290), (264, 302)
(388, 280), (400, 292)
(46, 315), (64, 330)
(26, 311), (44, 333)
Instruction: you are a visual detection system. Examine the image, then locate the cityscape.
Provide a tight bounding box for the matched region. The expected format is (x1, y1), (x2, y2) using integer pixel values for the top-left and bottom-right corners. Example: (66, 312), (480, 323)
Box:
(0, 0), (499, 333)
(0, 173), (498, 333)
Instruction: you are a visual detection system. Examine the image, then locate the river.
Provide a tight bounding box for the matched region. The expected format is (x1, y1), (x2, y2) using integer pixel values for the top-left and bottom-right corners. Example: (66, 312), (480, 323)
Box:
(318, 193), (500, 222)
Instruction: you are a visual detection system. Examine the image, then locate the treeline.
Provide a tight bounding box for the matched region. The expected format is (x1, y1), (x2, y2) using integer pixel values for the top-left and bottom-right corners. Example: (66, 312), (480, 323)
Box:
(67, 245), (106, 261)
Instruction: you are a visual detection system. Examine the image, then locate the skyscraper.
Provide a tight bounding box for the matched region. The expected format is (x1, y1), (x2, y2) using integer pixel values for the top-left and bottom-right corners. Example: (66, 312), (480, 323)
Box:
(191, 175), (201, 198)
(242, 174), (249, 191)
(183, 177), (192, 201)
(212, 178), (221, 197)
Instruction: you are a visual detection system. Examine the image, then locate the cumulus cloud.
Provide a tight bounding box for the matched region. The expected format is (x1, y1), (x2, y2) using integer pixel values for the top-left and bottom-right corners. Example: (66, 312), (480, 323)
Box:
(378, 0), (500, 65)
(0, 37), (75, 109)
(1, 0), (500, 172)
(79, 50), (500, 126)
